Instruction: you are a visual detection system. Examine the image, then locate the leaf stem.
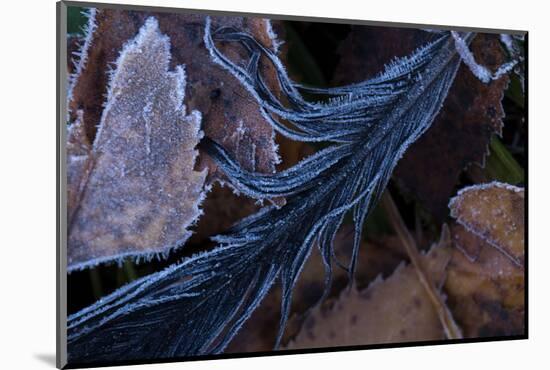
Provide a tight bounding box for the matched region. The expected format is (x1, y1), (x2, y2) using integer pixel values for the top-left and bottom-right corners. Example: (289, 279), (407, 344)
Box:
(381, 192), (462, 340)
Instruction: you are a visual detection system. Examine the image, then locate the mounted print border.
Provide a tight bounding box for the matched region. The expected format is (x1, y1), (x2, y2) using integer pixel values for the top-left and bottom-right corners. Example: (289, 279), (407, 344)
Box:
(57, 1), (528, 368)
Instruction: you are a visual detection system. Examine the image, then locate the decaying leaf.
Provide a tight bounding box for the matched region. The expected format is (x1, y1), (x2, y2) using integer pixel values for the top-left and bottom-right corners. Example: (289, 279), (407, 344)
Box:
(290, 227), (409, 316)
(332, 27), (430, 85)
(68, 8), (280, 177)
(449, 181), (524, 266)
(446, 225), (524, 337)
(188, 183), (259, 245)
(276, 135), (316, 171)
(67, 18), (207, 271)
(66, 110), (91, 221)
(394, 34), (510, 221)
(444, 182), (524, 337)
(67, 9), (284, 250)
(226, 227), (407, 353)
(334, 28), (511, 220)
(285, 238), (452, 349)
(380, 194), (462, 339)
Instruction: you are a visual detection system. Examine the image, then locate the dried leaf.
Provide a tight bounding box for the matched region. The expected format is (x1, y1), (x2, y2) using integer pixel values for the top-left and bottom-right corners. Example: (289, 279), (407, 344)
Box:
(449, 223), (485, 262)
(380, 194), (462, 339)
(276, 135), (316, 171)
(445, 224), (524, 337)
(394, 34), (510, 220)
(332, 27), (430, 84)
(67, 9), (283, 252)
(334, 28), (511, 220)
(448, 181), (524, 266)
(67, 18), (207, 271)
(444, 182), (524, 337)
(226, 227), (407, 353)
(285, 241), (452, 349)
(288, 229), (405, 318)
(224, 285), (282, 354)
(188, 183), (259, 245)
(66, 110), (92, 221)
(68, 8), (280, 177)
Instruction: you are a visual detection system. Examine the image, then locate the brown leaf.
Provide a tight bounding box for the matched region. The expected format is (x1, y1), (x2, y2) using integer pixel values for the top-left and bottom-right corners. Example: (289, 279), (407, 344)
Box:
(333, 27), (430, 84)
(67, 9), (284, 250)
(444, 182), (524, 337)
(334, 29), (510, 220)
(287, 228), (408, 318)
(276, 135), (316, 171)
(224, 285), (282, 354)
(225, 227), (407, 353)
(68, 8), (280, 177)
(284, 239), (452, 349)
(66, 110), (92, 222)
(67, 18), (207, 271)
(449, 182), (524, 266)
(188, 183), (259, 245)
(445, 224), (524, 337)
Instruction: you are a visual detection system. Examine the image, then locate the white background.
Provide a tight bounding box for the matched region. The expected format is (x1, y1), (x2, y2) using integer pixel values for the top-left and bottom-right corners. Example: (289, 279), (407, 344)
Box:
(0, 0), (546, 368)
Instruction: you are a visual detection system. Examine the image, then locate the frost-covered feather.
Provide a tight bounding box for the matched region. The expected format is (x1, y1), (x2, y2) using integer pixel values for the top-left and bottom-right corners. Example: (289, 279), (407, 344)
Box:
(67, 21), (474, 362)
(264, 19), (283, 54)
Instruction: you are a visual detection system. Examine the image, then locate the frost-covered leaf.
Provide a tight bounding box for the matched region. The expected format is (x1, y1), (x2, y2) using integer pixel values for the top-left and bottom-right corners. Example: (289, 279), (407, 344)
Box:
(448, 181), (524, 266)
(67, 8), (283, 248)
(396, 34), (512, 220)
(285, 240), (452, 349)
(66, 110), (92, 222)
(445, 221), (524, 337)
(67, 17), (207, 271)
(444, 182), (524, 337)
(334, 28), (513, 220)
(67, 8), (280, 176)
(67, 33), (83, 75)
